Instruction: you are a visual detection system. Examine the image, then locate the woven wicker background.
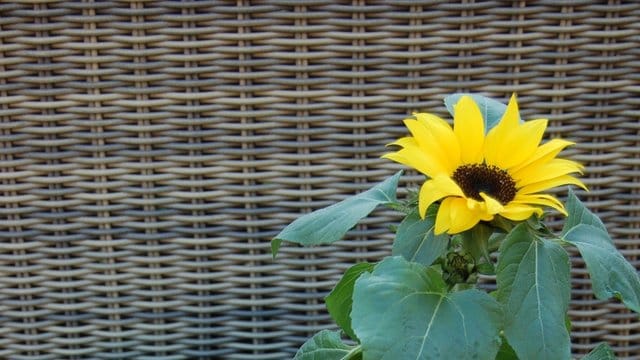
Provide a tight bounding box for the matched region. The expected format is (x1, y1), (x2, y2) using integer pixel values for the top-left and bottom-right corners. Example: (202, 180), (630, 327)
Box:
(1, 1), (639, 359)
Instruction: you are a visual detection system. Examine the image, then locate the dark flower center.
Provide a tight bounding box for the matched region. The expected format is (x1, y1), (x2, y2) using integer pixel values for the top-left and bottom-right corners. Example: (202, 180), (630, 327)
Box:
(452, 164), (517, 204)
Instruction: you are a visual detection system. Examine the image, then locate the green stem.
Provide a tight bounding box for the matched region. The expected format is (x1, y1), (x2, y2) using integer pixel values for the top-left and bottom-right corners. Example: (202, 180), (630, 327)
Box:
(343, 345), (362, 360)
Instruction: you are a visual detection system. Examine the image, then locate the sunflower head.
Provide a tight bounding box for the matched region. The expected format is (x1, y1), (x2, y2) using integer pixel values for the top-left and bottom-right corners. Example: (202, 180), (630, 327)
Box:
(383, 94), (586, 235)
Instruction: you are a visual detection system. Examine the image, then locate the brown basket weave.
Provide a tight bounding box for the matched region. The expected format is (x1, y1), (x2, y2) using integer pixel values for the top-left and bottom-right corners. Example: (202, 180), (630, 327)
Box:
(0, 1), (639, 359)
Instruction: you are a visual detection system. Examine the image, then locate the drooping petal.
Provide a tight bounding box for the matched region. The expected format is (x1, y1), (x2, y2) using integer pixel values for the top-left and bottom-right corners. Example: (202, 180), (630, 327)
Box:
(479, 192), (504, 215)
(453, 96), (485, 164)
(418, 175), (464, 218)
(382, 137), (450, 178)
(499, 203), (544, 221)
(447, 197), (486, 234)
(434, 197), (454, 235)
(465, 198), (496, 221)
(513, 158), (584, 187)
(435, 197), (492, 235)
(511, 193), (567, 215)
(519, 175), (587, 195)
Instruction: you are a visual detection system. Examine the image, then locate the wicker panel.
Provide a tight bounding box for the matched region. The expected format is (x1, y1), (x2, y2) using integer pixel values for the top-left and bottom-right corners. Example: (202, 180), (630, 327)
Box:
(0, 1), (639, 359)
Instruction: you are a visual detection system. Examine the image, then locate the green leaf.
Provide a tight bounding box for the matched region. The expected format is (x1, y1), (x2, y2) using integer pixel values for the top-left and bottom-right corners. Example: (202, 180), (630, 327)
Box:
(391, 206), (449, 266)
(488, 232), (507, 253)
(496, 224), (571, 360)
(582, 343), (616, 360)
(565, 314), (572, 333)
(477, 262), (496, 275)
(351, 256), (503, 360)
(325, 262), (374, 341)
(495, 336), (518, 360)
(462, 223), (494, 265)
(563, 224), (640, 313)
(270, 238), (282, 257)
(444, 93), (509, 133)
(271, 171), (402, 257)
(294, 330), (361, 360)
(562, 188), (607, 235)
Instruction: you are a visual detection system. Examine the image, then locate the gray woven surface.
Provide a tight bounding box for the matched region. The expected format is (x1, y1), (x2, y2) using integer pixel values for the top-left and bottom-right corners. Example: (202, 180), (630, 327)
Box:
(0, 1), (639, 359)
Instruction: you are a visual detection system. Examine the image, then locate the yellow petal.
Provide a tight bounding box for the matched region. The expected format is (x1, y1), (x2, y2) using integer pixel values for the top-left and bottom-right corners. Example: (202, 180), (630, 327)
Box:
(488, 119), (548, 170)
(513, 158), (583, 187)
(383, 138), (450, 178)
(447, 197), (485, 234)
(515, 193), (564, 208)
(435, 197), (454, 234)
(499, 203), (543, 221)
(501, 93), (521, 129)
(484, 94), (520, 167)
(402, 119), (457, 175)
(436, 196), (495, 234)
(465, 198), (496, 221)
(418, 176), (464, 218)
(388, 136), (415, 148)
(484, 92), (550, 169)
(415, 112), (452, 133)
(512, 193), (567, 216)
(453, 96), (485, 164)
(485, 119), (547, 170)
(415, 113), (461, 174)
(403, 119), (431, 149)
(480, 192), (504, 215)
(519, 175), (587, 195)
(509, 138), (574, 174)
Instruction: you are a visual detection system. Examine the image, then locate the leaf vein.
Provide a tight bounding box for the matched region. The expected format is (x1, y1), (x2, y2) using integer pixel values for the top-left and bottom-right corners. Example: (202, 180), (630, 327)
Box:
(534, 241), (547, 353)
(416, 295), (444, 360)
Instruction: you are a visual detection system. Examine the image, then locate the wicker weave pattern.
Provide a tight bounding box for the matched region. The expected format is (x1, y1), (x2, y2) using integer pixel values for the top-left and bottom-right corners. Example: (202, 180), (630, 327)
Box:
(0, 1), (639, 359)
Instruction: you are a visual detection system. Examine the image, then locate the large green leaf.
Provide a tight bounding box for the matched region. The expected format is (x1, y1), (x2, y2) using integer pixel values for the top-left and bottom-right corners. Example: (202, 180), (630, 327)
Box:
(294, 330), (361, 360)
(582, 343), (616, 360)
(325, 262), (374, 341)
(271, 171), (402, 257)
(391, 207), (449, 266)
(351, 256), (503, 360)
(496, 224), (571, 360)
(563, 224), (640, 313)
(444, 93), (509, 133)
(561, 188), (607, 235)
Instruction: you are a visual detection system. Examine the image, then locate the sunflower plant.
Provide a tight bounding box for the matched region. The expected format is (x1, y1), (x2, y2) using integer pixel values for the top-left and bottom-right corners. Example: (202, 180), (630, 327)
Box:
(272, 94), (640, 360)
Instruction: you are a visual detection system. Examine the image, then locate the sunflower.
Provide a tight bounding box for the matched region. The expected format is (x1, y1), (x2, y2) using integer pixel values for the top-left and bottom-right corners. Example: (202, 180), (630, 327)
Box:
(383, 94), (586, 235)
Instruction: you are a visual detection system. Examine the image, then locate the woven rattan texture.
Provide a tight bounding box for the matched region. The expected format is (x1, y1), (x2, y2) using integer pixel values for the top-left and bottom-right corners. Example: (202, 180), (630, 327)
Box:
(0, 1), (639, 359)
